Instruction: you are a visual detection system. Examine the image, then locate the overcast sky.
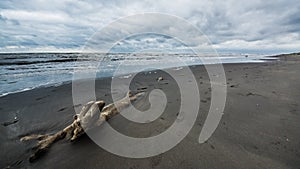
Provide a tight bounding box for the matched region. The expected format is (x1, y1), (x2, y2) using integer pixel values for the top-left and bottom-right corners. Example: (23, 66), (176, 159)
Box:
(0, 0), (299, 54)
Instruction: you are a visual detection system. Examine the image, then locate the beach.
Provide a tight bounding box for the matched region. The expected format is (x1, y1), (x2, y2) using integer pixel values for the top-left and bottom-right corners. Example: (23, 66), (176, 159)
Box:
(0, 54), (299, 169)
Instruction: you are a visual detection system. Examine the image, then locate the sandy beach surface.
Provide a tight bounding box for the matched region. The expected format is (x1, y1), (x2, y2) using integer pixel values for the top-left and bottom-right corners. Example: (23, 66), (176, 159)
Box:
(0, 54), (299, 169)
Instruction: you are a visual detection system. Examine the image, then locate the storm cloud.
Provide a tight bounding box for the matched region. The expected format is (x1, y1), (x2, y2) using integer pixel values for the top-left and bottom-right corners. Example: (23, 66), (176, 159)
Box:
(0, 0), (299, 53)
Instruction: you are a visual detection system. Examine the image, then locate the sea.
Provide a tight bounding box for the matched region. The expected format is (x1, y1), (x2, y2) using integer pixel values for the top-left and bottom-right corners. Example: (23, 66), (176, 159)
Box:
(0, 53), (277, 97)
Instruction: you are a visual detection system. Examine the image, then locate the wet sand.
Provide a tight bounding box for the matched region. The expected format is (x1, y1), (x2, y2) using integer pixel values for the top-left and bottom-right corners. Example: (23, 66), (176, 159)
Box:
(1, 54), (300, 169)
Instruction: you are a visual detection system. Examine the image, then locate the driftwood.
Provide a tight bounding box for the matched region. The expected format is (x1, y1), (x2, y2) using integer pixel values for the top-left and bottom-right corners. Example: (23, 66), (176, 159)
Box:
(20, 91), (143, 162)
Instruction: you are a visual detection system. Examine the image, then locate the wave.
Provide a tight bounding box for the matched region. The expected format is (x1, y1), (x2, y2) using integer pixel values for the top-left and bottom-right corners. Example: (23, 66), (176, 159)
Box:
(0, 87), (34, 97)
(0, 80), (71, 98)
(0, 58), (81, 66)
(0, 53), (278, 98)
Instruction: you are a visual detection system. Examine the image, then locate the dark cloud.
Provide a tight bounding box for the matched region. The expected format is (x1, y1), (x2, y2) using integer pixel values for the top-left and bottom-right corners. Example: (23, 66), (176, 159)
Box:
(0, 0), (299, 53)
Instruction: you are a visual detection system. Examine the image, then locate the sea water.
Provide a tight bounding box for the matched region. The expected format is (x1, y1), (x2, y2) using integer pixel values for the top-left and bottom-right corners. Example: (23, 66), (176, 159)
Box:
(0, 53), (277, 97)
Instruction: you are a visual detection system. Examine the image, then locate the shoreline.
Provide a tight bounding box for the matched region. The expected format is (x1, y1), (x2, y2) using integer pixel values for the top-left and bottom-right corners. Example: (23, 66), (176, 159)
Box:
(0, 54), (280, 99)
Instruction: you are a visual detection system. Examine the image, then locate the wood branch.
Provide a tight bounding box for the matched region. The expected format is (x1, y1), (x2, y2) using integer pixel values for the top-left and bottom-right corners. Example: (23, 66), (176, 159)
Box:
(20, 91), (144, 162)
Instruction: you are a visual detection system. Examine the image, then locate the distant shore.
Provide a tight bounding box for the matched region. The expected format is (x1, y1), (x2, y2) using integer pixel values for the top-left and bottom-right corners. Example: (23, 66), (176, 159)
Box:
(0, 53), (300, 169)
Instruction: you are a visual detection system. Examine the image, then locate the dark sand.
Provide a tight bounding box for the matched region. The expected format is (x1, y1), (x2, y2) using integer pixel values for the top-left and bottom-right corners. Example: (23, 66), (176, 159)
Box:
(1, 54), (299, 169)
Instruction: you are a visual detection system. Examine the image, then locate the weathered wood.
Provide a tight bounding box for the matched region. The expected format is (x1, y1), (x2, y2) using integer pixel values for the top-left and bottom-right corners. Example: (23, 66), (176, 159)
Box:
(20, 91), (143, 162)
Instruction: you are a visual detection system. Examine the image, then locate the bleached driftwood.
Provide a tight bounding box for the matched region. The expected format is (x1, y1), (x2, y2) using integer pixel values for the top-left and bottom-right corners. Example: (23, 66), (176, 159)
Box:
(20, 91), (143, 162)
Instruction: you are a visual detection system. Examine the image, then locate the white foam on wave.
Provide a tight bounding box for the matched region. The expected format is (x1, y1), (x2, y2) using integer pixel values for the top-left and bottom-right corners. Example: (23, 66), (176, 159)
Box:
(0, 87), (33, 97)
(0, 80), (69, 98)
(174, 67), (183, 70)
(120, 74), (132, 79)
